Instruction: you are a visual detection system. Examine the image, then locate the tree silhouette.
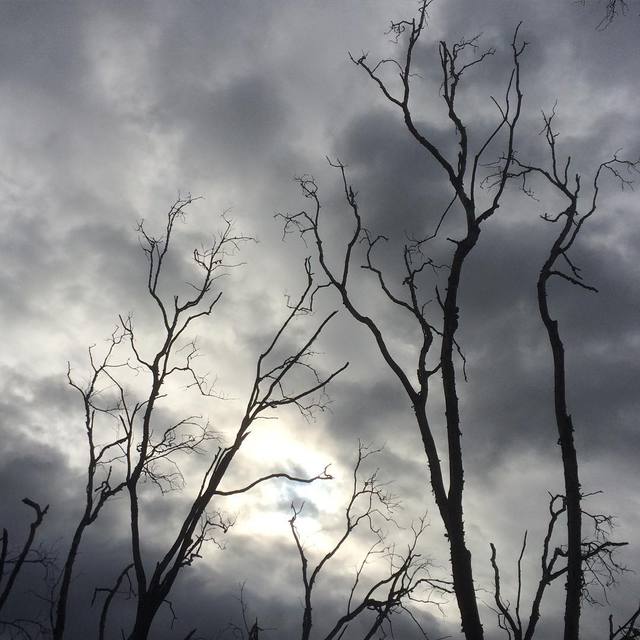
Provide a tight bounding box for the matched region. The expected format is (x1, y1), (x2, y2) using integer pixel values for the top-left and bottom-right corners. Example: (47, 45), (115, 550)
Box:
(279, 2), (638, 639)
(280, 3), (525, 636)
(0, 2), (638, 639)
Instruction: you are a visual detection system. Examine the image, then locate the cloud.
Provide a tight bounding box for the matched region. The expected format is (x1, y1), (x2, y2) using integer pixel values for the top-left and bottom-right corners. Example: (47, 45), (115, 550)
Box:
(1, 1), (639, 639)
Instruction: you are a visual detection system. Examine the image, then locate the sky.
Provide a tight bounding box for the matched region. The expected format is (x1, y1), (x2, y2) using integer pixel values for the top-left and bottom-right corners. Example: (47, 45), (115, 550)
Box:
(0, 1), (639, 639)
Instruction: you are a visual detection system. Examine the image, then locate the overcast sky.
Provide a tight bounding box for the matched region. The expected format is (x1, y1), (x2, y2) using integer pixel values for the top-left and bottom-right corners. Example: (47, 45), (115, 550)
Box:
(1, 1), (639, 639)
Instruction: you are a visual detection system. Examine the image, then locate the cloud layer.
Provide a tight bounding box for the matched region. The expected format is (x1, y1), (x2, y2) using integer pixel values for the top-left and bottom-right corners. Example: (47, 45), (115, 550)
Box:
(1, 1), (639, 639)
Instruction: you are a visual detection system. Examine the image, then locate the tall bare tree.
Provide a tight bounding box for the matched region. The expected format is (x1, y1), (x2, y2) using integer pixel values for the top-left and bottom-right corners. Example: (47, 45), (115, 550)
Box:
(504, 108), (639, 640)
(489, 488), (628, 640)
(0, 500), (49, 616)
(52, 333), (129, 640)
(70, 199), (347, 640)
(0, 499), (51, 639)
(221, 444), (446, 640)
(290, 442), (445, 640)
(280, 3), (525, 637)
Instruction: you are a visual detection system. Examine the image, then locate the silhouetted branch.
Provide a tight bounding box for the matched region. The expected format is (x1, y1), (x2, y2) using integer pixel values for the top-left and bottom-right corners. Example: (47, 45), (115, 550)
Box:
(214, 468), (332, 497)
(489, 533), (527, 640)
(609, 602), (640, 639)
(490, 490), (631, 640)
(508, 106), (639, 640)
(95, 201), (346, 640)
(53, 331), (130, 640)
(282, 7), (528, 637)
(92, 563), (135, 640)
(0, 499), (49, 614)
(291, 443), (443, 640)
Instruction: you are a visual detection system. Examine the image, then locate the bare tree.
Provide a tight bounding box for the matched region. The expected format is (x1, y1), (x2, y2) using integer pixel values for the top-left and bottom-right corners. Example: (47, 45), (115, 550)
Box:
(498, 107), (639, 640)
(91, 562), (135, 640)
(489, 491), (628, 640)
(51, 332), (129, 640)
(3, 5), (637, 640)
(72, 199), (348, 640)
(279, 3), (526, 637)
(289, 442), (445, 640)
(0, 499), (52, 639)
(0, 500), (49, 618)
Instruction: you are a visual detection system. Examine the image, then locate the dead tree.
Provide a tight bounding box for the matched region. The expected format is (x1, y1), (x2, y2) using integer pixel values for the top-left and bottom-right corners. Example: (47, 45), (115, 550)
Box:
(489, 492), (627, 640)
(502, 109), (639, 640)
(289, 442), (447, 640)
(51, 333), (129, 640)
(80, 199), (346, 640)
(0, 499), (49, 618)
(0, 499), (52, 639)
(91, 562), (135, 640)
(280, 4), (525, 636)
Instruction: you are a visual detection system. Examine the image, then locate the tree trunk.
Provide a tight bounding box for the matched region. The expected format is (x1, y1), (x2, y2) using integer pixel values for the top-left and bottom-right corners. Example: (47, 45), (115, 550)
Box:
(127, 597), (162, 640)
(449, 525), (484, 640)
(538, 279), (582, 640)
(52, 522), (86, 640)
(440, 228), (485, 640)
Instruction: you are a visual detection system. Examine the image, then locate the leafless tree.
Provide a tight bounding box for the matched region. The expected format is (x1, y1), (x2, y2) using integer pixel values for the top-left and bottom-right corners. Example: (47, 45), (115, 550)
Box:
(51, 332), (129, 640)
(489, 492), (628, 640)
(71, 198), (348, 640)
(279, 3), (525, 637)
(289, 442), (446, 640)
(0, 499), (52, 639)
(4, 5), (638, 639)
(0, 500), (50, 617)
(501, 107), (639, 640)
(91, 562), (135, 640)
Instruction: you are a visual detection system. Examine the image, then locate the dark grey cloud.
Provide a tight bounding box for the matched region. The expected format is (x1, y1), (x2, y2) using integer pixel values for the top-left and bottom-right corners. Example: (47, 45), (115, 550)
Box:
(1, 1), (639, 639)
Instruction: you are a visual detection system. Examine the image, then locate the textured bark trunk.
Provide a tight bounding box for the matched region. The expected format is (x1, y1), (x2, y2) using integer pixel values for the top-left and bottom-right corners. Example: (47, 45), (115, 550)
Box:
(52, 524), (85, 640)
(439, 225), (484, 640)
(449, 526), (485, 640)
(538, 276), (582, 640)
